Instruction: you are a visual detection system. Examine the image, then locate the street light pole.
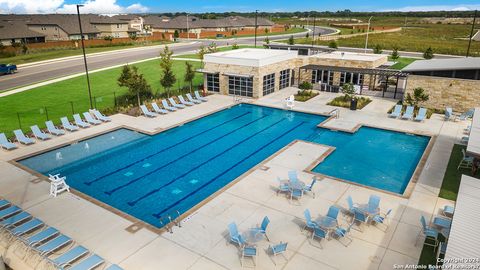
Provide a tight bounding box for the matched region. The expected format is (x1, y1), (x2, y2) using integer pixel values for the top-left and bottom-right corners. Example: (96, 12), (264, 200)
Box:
(364, 16), (373, 54)
(466, 10), (477, 57)
(311, 16), (316, 47)
(254, 10), (258, 47)
(186, 14), (190, 40)
(76, 4), (93, 109)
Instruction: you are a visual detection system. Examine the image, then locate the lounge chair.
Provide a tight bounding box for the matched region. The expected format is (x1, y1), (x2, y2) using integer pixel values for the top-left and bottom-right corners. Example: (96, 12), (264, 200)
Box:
(151, 102), (168, 114)
(0, 205), (21, 220)
(268, 242), (288, 265)
(69, 254), (104, 270)
(0, 133), (17, 150)
(285, 95), (294, 110)
(311, 227), (327, 248)
(10, 218), (43, 236)
(31, 125), (51, 141)
(414, 108), (427, 122)
(51, 245), (89, 268)
(458, 148), (474, 170)
(416, 216), (439, 249)
(442, 205), (455, 218)
(458, 108), (475, 121)
(276, 177), (290, 196)
(140, 105), (157, 118)
(303, 176), (317, 198)
(371, 209), (392, 231)
(25, 227), (59, 247)
(73, 114), (91, 128)
(326, 205), (340, 220)
(36, 234), (72, 256)
(401, 106), (414, 120)
(389, 105), (402, 118)
(194, 90), (208, 102)
(228, 222), (241, 246)
(186, 93), (202, 104)
(83, 112), (101, 125)
(0, 199), (10, 209)
(168, 97), (186, 109)
(14, 129), (35, 145)
(251, 216), (270, 241)
(178, 95), (194, 106)
(303, 209), (317, 232)
(92, 109), (111, 122)
(162, 99), (177, 111)
(0, 212), (31, 228)
(445, 107), (453, 121)
(46, 121), (66, 136)
(61, 117), (79, 132)
(333, 222), (354, 247)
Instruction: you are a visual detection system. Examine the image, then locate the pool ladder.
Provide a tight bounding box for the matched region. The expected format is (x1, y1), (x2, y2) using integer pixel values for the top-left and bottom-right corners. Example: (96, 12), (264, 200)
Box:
(159, 210), (182, 234)
(328, 108), (340, 119)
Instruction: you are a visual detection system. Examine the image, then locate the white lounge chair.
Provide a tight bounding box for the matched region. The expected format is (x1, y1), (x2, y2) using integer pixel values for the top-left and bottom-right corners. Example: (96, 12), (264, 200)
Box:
(140, 105), (157, 118)
(178, 95), (194, 106)
(92, 109), (111, 122)
(82, 112), (101, 125)
(389, 105), (402, 118)
(60, 117), (79, 132)
(151, 102), (168, 114)
(168, 97), (186, 109)
(0, 133), (17, 150)
(73, 114), (90, 128)
(186, 93), (202, 104)
(30, 125), (51, 141)
(45, 121), (65, 136)
(194, 91), (208, 102)
(13, 129), (35, 145)
(285, 95), (295, 110)
(162, 99), (177, 111)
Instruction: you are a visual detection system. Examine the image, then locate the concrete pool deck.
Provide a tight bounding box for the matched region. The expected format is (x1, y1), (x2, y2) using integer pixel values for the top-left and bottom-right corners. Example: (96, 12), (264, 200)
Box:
(0, 90), (470, 269)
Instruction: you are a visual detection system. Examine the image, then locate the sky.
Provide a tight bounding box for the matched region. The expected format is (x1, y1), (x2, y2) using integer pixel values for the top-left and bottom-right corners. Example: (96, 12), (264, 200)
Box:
(1, 0), (480, 14)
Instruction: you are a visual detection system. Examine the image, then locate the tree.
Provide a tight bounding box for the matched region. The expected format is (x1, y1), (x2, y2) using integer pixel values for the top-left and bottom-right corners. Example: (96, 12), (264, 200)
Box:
(288, 35), (295, 45)
(341, 83), (356, 100)
(423, 47), (434, 59)
(173, 30), (180, 39)
(264, 28), (269, 35)
(159, 46), (176, 97)
(404, 87), (429, 108)
(117, 65), (153, 106)
(232, 43), (239, 50)
(298, 81), (312, 91)
(305, 32), (309, 38)
(328, 40), (338, 49)
(21, 43), (28, 55)
(207, 42), (218, 53)
(197, 45), (207, 66)
(184, 62), (195, 92)
(373, 44), (383, 54)
(391, 47), (400, 62)
(263, 37), (270, 48)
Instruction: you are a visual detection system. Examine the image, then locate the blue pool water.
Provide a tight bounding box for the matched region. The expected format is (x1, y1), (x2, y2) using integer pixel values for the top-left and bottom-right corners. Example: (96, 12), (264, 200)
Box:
(19, 104), (429, 228)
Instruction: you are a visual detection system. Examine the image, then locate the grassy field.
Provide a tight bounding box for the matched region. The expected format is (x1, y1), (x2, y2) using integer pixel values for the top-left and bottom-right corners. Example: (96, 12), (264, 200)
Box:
(389, 56), (418, 70)
(209, 27), (306, 39)
(0, 59), (202, 136)
(1, 41), (171, 65)
(175, 45), (260, 59)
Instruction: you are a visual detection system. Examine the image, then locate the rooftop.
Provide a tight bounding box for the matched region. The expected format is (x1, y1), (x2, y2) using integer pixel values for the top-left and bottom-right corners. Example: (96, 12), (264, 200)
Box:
(402, 57), (480, 72)
(204, 48), (298, 67)
(312, 51), (387, 62)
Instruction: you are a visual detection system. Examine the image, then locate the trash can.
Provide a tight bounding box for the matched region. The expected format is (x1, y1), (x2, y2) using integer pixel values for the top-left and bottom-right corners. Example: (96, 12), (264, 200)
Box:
(350, 98), (358, 110)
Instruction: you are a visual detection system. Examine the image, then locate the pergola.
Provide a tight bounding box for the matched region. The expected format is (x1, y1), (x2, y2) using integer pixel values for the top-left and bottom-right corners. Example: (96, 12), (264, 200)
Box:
(299, 64), (409, 99)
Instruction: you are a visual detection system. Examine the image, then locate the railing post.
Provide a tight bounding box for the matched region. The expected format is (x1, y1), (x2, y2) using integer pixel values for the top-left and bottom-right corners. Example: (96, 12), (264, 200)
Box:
(45, 106), (49, 121)
(113, 92), (117, 108)
(17, 112), (22, 129)
(70, 101), (74, 114)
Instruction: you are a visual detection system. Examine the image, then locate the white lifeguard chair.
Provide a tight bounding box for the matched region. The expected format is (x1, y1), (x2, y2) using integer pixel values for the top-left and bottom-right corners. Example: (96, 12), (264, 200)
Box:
(285, 95), (295, 110)
(48, 174), (70, 197)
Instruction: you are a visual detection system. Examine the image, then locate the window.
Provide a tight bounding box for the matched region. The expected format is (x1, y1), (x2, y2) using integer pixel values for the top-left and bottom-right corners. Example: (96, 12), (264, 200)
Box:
(228, 76), (253, 97)
(279, 69), (290, 89)
(263, 73), (275, 96)
(206, 73), (220, 92)
(328, 71), (334, 85)
(116, 24), (120, 28)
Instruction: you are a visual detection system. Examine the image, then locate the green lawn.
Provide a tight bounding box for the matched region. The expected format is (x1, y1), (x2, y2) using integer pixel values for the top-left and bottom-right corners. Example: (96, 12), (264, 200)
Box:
(389, 56), (418, 70)
(175, 45), (260, 59)
(0, 59), (202, 136)
(1, 41), (171, 65)
(209, 27), (306, 39)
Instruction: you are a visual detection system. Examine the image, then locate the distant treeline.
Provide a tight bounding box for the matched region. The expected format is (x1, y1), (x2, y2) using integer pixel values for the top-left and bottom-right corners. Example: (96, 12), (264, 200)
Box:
(148, 10), (478, 19)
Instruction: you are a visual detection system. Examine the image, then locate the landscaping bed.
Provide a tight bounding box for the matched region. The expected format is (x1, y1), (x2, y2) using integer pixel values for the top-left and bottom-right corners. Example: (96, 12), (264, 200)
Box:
(294, 90), (319, 102)
(327, 95), (371, 109)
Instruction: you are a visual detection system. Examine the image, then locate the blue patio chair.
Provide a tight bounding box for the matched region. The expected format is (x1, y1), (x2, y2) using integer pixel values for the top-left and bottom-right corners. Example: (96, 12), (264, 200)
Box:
(92, 109), (111, 122)
(252, 216), (270, 241)
(457, 148), (474, 170)
(442, 205), (454, 218)
(237, 234), (257, 267)
(195, 90), (208, 102)
(186, 93), (202, 104)
(0, 212), (31, 228)
(311, 227), (327, 248)
(0, 199), (11, 210)
(228, 222), (241, 246)
(13, 129), (35, 145)
(268, 242), (288, 265)
(437, 242), (447, 262)
(162, 99), (177, 111)
(0, 133), (17, 150)
(414, 108), (427, 122)
(25, 227), (59, 247)
(303, 209), (318, 232)
(11, 218), (43, 236)
(168, 97), (186, 109)
(433, 216), (452, 229)
(73, 114), (91, 128)
(51, 245), (89, 268)
(178, 95), (194, 106)
(401, 106), (414, 120)
(140, 105), (157, 118)
(372, 209), (392, 231)
(346, 196), (356, 215)
(353, 209), (369, 232)
(31, 125), (51, 141)
(416, 216), (439, 249)
(367, 195), (381, 214)
(45, 121), (66, 136)
(333, 222), (354, 247)
(290, 188), (303, 203)
(36, 234), (73, 256)
(288, 170), (299, 183)
(326, 205), (340, 220)
(83, 112), (102, 125)
(69, 254), (105, 270)
(276, 177), (290, 196)
(458, 108), (474, 121)
(151, 102), (168, 114)
(445, 107), (453, 121)
(60, 117), (79, 132)
(303, 176), (317, 198)
(0, 205), (21, 220)
(388, 104), (402, 118)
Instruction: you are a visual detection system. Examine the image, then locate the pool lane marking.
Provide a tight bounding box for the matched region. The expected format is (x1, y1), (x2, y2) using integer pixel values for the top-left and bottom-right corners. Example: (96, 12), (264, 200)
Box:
(127, 117), (288, 206)
(104, 114), (272, 196)
(152, 121), (306, 217)
(84, 111), (251, 186)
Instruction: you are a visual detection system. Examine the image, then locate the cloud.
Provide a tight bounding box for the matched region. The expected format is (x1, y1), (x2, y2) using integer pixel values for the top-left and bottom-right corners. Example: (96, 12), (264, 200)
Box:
(385, 4), (480, 12)
(0, 0), (149, 14)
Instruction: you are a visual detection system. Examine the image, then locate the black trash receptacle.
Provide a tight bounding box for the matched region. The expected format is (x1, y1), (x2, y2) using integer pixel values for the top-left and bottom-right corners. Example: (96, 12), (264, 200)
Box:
(350, 98), (358, 110)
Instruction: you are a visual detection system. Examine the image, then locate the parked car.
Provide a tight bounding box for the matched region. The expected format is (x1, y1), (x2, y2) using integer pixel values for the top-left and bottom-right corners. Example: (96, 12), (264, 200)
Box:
(0, 64), (17, 75)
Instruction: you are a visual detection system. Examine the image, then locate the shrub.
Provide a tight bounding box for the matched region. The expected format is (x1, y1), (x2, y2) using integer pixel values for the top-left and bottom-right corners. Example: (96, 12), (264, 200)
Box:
(298, 81), (312, 90)
(294, 90), (318, 102)
(391, 47), (400, 62)
(328, 40), (338, 49)
(327, 96), (372, 109)
(288, 35), (295, 45)
(103, 36), (113, 41)
(424, 47), (434, 59)
(404, 87), (429, 108)
(373, 44), (383, 54)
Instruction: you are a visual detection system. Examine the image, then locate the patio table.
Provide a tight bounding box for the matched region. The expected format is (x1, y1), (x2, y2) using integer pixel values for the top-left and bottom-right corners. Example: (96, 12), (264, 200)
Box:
(356, 204), (380, 216)
(242, 229), (263, 245)
(288, 181), (305, 190)
(315, 215), (338, 239)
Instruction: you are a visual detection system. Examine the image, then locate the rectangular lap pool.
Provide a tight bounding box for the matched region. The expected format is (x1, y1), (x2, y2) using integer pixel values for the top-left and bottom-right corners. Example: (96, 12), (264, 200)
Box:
(18, 104), (430, 228)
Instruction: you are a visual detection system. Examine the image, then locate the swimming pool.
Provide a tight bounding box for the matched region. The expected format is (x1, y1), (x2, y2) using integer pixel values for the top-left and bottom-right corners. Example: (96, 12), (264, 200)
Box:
(18, 104), (429, 228)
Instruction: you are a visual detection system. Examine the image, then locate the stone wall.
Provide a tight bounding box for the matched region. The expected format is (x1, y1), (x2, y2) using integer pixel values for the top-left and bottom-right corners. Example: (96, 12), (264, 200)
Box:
(406, 75), (480, 111)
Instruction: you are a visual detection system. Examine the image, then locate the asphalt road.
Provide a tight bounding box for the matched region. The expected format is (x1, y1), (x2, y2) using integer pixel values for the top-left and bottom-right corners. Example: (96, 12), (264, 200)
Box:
(0, 28), (328, 92)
